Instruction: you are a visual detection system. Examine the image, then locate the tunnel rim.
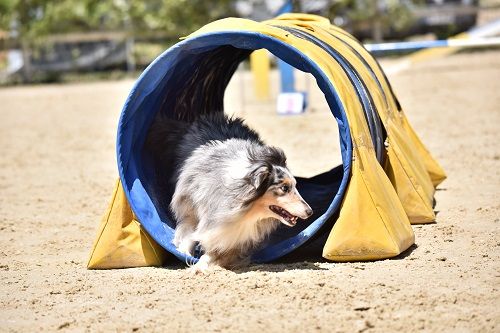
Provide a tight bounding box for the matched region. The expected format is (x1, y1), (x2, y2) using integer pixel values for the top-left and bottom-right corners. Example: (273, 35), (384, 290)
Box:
(116, 30), (353, 264)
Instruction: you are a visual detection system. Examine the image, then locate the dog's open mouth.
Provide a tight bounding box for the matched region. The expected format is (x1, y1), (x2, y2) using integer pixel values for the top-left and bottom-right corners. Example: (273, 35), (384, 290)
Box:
(269, 205), (298, 227)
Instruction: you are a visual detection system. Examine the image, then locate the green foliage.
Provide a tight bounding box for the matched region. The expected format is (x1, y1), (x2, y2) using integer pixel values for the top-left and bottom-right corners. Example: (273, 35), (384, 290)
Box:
(0, 0), (99, 41)
(1, 0), (236, 42)
(0, 0), (17, 29)
(155, 0), (235, 37)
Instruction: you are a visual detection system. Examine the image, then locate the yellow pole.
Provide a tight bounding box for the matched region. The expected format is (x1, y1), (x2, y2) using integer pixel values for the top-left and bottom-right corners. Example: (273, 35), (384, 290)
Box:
(250, 49), (271, 100)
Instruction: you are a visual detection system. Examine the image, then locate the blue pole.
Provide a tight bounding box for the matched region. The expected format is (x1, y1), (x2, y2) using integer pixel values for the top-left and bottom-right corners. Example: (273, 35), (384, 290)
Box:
(278, 59), (295, 93)
(276, 0), (295, 93)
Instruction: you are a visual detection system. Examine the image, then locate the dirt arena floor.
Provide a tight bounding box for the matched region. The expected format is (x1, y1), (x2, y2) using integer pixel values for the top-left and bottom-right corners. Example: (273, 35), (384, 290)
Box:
(1, 48), (499, 332)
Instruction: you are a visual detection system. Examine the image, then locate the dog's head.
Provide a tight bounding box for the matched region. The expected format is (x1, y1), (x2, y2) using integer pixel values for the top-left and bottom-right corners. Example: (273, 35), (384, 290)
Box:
(246, 147), (313, 227)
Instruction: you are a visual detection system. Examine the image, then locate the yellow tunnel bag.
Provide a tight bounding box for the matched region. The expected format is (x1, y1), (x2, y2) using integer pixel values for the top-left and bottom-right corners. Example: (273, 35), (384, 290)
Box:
(88, 13), (445, 269)
(267, 18), (437, 224)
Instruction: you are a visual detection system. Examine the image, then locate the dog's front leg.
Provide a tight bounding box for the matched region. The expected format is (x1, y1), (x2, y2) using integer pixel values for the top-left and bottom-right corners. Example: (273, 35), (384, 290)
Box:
(190, 253), (214, 275)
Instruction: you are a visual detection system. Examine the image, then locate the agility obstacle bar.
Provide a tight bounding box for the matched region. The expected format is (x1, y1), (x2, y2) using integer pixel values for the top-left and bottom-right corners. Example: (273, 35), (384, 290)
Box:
(365, 37), (500, 53)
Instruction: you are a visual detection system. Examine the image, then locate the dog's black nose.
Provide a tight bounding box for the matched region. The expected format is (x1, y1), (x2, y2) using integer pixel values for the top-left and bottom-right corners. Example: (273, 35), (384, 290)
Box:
(306, 208), (313, 217)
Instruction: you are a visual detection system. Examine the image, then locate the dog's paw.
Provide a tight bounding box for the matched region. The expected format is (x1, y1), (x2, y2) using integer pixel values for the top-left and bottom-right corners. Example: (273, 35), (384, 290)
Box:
(188, 253), (215, 275)
(190, 261), (211, 275)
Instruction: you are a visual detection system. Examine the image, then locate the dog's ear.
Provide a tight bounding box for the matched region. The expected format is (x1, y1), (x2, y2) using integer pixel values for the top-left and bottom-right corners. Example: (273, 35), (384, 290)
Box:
(248, 163), (271, 190)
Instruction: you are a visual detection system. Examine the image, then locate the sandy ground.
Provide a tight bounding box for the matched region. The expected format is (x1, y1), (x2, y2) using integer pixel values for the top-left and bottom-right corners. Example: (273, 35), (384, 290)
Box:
(1, 48), (499, 332)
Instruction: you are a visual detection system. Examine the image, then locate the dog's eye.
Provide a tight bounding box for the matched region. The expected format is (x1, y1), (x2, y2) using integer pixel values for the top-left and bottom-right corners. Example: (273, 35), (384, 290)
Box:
(280, 185), (290, 193)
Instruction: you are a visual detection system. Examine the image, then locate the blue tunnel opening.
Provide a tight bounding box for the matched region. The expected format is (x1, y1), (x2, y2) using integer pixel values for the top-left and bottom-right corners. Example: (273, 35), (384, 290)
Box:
(116, 31), (354, 264)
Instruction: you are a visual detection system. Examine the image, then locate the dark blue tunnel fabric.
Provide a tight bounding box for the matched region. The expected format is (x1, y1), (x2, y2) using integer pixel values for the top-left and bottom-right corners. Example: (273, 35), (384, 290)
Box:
(116, 31), (353, 264)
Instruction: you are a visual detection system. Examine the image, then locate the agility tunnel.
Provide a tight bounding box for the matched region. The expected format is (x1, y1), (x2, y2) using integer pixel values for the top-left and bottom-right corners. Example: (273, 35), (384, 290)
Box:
(88, 14), (446, 269)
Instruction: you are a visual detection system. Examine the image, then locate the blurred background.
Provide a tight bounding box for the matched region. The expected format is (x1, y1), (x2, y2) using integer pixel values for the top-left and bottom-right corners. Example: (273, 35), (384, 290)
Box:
(0, 0), (498, 85)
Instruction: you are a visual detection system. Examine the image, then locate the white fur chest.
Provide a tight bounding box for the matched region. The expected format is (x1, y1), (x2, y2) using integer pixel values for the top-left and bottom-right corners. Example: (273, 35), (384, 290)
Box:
(198, 213), (278, 255)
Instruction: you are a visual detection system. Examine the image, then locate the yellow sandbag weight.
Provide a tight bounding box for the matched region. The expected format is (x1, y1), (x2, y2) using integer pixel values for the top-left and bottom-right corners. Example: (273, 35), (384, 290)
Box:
(87, 180), (167, 269)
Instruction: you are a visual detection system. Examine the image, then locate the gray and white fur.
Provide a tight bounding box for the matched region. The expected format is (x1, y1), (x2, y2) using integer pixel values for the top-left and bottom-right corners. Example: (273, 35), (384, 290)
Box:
(146, 113), (312, 272)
